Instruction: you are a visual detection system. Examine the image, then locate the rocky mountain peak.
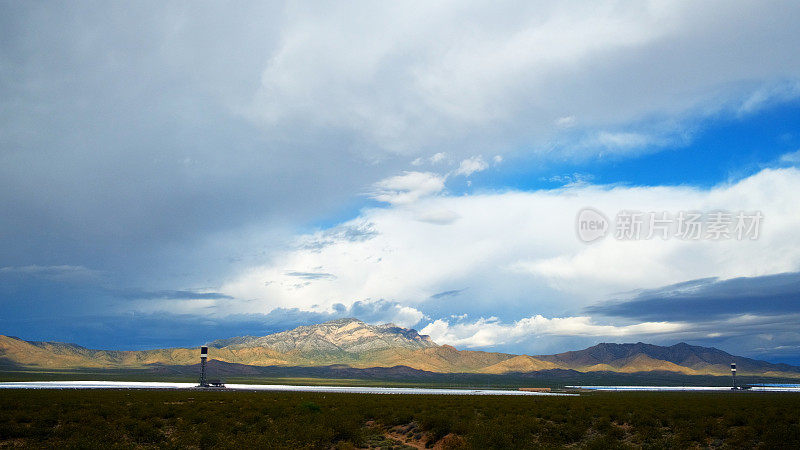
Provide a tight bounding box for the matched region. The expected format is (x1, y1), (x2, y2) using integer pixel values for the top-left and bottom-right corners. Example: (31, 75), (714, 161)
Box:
(209, 318), (438, 354)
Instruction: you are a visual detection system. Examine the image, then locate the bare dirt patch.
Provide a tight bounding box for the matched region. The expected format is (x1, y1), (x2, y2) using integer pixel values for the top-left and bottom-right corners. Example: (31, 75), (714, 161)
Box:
(361, 421), (467, 450)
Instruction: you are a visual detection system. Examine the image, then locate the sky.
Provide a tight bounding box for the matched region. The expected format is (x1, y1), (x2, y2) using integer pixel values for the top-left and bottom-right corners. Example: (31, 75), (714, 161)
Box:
(2, 1), (800, 364)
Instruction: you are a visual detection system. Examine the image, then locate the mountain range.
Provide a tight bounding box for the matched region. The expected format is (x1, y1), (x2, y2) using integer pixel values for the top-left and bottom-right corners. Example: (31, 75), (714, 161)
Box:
(2, 318), (798, 378)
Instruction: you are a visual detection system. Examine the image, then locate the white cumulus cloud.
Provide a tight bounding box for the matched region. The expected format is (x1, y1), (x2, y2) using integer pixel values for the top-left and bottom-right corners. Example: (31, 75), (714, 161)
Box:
(454, 156), (489, 177)
(370, 171), (445, 205)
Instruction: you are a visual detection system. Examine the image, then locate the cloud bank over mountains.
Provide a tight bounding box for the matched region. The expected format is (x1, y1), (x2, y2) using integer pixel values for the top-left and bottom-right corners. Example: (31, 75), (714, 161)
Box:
(215, 166), (800, 357)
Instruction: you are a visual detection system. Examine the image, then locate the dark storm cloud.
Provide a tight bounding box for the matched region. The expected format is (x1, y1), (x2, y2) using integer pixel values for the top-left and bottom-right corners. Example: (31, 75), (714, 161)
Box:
(0, 2), (406, 313)
(580, 273), (800, 364)
(587, 272), (800, 321)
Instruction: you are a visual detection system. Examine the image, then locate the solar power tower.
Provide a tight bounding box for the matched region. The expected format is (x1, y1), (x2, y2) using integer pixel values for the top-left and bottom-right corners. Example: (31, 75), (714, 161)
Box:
(731, 362), (737, 389)
(200, 346), (208, 387)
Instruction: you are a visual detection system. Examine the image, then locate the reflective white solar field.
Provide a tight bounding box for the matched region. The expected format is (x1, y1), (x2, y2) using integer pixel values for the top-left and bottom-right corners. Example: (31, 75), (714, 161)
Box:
(569, 385), (800, 392)
(0, 381), (576, 396)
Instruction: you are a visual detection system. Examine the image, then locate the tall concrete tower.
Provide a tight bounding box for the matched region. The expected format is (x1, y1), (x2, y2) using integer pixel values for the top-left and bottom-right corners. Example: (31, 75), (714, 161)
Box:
(731, 362), (737, 389)
(200, 346), (208, 387)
